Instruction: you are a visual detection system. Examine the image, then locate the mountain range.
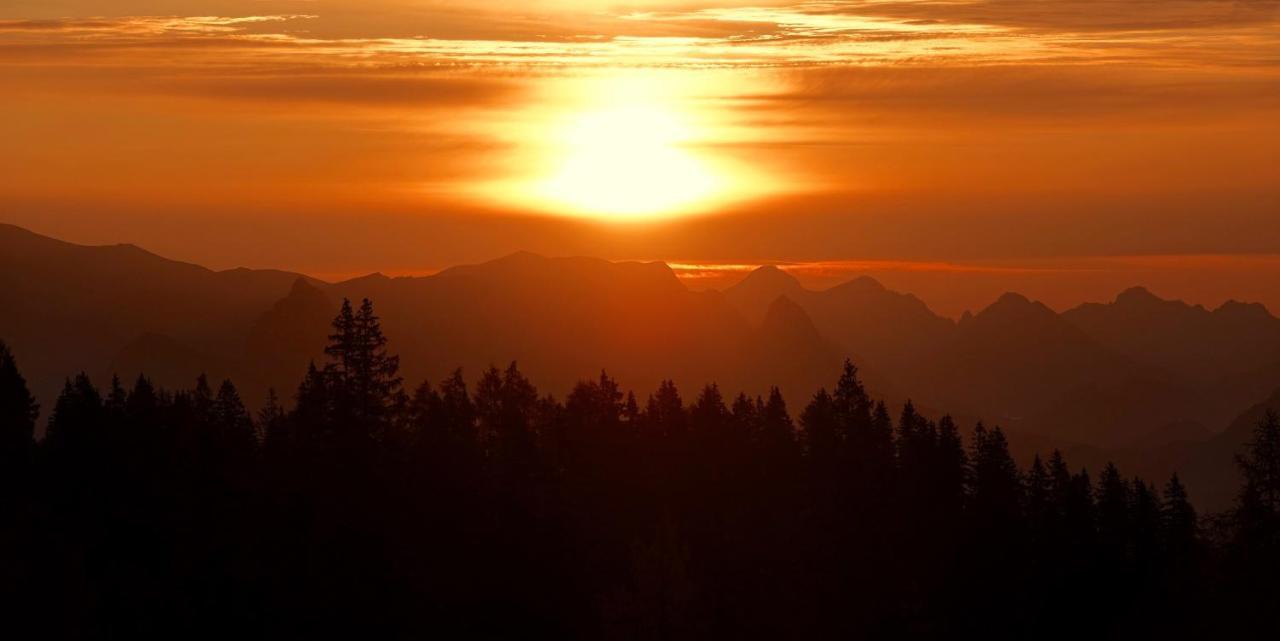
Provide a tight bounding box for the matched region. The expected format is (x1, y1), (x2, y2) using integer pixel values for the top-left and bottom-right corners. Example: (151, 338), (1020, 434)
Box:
(3, 222), (1278, 509)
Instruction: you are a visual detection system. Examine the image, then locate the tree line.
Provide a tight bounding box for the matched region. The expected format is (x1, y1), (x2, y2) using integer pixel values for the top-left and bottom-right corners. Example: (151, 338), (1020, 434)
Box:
(2, 297), (1279, 638)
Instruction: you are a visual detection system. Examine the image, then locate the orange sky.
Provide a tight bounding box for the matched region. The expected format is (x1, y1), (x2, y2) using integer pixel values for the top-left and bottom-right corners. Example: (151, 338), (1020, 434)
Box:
(2, 1), (1278, 313)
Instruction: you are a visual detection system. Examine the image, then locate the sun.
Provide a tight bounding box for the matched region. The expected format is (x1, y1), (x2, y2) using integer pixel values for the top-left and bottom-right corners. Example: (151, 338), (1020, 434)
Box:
(535, 103), (725, 221)
(471, 71), (785, 221)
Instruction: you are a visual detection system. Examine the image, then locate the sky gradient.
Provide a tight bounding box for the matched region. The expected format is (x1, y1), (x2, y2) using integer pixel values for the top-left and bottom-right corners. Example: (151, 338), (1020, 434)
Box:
(2, 1), (1278, 315)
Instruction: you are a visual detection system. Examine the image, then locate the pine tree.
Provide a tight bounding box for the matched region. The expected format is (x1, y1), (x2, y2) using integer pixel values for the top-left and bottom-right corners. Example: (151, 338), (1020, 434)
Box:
(1130, 478), (1162, 578)
(293, 361), (332, 438)
(1236, 410), (1280, 516)
(213, 379), (256, 448)
(45, 373), (102, 451)
(1232, 411), (1280, 568)
(1096, 463), (1132, 565)
(1025, 454), (1053, 546)
(969, 423), (1022, 525)
(730, 392), (760, 440)
(0, 341), (38, 459)
(324, 298), (402, 431)
(435, 368), (476, 443)
(690, 384), (728, 433)
(258, 388), (286, 449)
(104, 375), (127, 417)
(475, 362), (539, 474)
(1161, 474), (1198, 559)
(760, 387), (795, 453)
(644, 380), (685, 438)
(126, 374), (159, 428)
(193, 373), (214, 420)
(800, 389), (837, 459)
(934, 415), (968, 515)
(832, 360), (871, 446)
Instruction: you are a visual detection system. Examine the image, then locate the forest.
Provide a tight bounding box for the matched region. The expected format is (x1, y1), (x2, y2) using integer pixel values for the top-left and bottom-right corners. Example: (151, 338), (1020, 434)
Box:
(3, 298), (1280, 639)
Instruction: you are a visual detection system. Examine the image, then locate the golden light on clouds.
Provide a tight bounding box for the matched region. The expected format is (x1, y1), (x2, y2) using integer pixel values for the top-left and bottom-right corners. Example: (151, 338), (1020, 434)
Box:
(0, 1), (1277, 302)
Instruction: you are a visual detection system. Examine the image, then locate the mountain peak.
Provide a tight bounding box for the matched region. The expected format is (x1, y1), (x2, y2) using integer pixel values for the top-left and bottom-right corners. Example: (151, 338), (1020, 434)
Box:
(723, 264), (807, 323)
(739, 264), (802, 289)
(288, 276), (324, 298)
(846, 274), (887, 291)
(1215, 299), (1275, 322)
(973, 292), (1059, 325)
(994, 292), (1032, 307)
(1115, 286), (1161, 305)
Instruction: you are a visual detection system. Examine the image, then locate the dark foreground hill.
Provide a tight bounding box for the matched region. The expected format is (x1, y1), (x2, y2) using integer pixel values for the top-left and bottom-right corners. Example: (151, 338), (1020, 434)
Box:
(3, 304), (1280, 638)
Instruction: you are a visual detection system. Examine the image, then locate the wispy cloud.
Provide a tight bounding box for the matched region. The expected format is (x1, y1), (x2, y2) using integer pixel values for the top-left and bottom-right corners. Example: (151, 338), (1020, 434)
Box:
(2, 2), (1276, 70)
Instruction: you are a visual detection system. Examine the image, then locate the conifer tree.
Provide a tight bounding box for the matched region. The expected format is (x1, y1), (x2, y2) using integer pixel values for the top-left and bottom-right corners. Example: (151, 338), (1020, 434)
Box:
(760, 387), (795, 453)
(293, 361), (333, 445)
(213, 379), (256, 447)
(1232, 411), (1280, 566)
(126, 374), (159, 428)
(258, 388), (286, 449)
(1161, 474), (1198, 559)
(435, 368), (476, 443)
(934, 415), (968, 513)
(104, 375), (127, 418)
(1096, 463), (1132, 565)
(324, 298), (402, 430)
(832, 360), (871, 446)
(1236, 410), (1280, 515)
(644, 380), (685, 438)
(800, 389), (837, 459)
(969, 423), (1022, 525)
(45, 373), (102, 451)
(1025, 454), (1053, 545)
(0, 341), (38, 458)
(1131, 478), (1162, 576)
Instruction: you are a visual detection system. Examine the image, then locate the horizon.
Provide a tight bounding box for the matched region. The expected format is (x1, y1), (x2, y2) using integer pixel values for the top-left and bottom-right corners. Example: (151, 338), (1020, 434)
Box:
(8, 222), (1280, 320)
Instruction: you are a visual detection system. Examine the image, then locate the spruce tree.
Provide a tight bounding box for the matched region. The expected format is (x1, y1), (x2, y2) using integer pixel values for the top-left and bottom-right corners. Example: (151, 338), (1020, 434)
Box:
(324, 298), (402, 431)
(1096, 463), (1132, 566)
(760, 387), (794, 453)
(1161, 474), (1198, 559)
(213, 379), (256, 447)
(0, 341), (38, 458)
(45, 373), (102, 451)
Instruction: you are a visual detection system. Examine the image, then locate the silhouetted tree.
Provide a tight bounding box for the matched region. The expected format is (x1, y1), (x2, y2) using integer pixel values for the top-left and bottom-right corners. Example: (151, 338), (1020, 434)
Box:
(324, 298), (402, 435)
(45, 373), (102, 452)
(0, 341), (37, 461)
(6, 298), (1272, 638)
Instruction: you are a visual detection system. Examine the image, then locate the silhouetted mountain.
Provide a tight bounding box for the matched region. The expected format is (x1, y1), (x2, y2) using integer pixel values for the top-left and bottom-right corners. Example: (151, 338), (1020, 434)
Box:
(931, 292), (1112, 409)
(722, 265), (807, 325)
(0, 224), (315, 414)
(725, 267), (953, 385)
(743, 296), (847, 401)
(5, 223), (1279, 458)
(244, 278), (334, 395)
(1064, 286), (1280, 385)
(319, 252), (827, 402)
(918, 292), (1193, 447)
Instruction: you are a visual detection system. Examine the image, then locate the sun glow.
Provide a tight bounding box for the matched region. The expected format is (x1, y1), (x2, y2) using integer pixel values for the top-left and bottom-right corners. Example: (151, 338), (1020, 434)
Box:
(462, 72), (787, 222)
(536, 102), (723, 220)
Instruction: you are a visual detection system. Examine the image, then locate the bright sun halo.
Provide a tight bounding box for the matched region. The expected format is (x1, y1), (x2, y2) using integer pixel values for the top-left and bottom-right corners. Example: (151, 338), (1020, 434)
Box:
(536, 102), (725, 221)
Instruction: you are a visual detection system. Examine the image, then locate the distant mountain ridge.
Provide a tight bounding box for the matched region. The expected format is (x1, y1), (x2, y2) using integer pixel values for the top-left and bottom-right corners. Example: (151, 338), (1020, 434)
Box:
(4, 223), (1280, 466)
(722, 263), (1280, 450)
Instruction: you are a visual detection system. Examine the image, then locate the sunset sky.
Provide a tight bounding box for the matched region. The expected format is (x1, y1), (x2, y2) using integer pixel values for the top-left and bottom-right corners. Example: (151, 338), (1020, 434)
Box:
(2, 1), (1278, 316)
